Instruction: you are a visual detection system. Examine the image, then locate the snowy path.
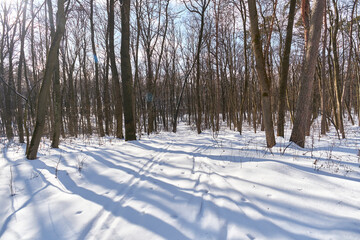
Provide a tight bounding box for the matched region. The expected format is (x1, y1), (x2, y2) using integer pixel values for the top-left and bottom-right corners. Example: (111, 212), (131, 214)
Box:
(1, 123), (360, 239)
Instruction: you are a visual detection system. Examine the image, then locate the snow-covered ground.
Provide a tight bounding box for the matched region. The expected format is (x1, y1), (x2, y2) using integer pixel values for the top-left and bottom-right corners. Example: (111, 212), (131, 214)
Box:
(1, 122), (360, 240)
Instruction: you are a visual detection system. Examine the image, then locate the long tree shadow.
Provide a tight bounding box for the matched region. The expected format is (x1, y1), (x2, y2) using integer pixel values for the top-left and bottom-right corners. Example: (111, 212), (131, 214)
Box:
(11, 147), (309, 239)
(0, 146), (69, 239)
(2, 136), (359, 239)
(61, 149), (354, 239)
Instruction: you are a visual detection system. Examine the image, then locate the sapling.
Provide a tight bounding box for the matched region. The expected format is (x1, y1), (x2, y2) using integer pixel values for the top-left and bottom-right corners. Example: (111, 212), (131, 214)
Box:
(281, 142), (293, 156)
(311, 132), (315, 158)
(55, 154), (62, 178)
(313, 159), (323, 172)
(9, 166), (15, 196)
(77, 155), (86, 175)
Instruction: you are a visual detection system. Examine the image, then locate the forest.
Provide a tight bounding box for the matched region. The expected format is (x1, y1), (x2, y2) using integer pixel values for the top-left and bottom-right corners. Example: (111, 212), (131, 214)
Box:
(1, 0), (360, 239)
(0, 0), (358, 157)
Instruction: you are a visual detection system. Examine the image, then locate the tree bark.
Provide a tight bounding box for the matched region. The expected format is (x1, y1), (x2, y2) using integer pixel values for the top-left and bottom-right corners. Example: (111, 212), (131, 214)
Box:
(82, 39), (92, 135)
(121, 0), (136, 141)
(90, 0), (105, 137)
(184, 0), (210, 134)
(47, 0), (62, 148)
(1, 11), (15, 141)
(248, 0), (276, 148)
(302, 0), (310, 48)
(290, 0), (325, 147)
(27, 0), (66, 159)
(277, 0), (296, 137)
(236, 0), (249, 135)
(320, 4), (328, 135)
(341, 0), (357, 126)
(109, 0), (123, 139)
(331, 0), (345, 139)
(16, 0), (28, 143)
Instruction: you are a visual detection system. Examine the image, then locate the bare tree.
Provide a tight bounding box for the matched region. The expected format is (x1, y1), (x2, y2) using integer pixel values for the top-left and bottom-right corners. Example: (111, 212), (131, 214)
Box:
(248, 0), (276, 148)
(184, 0), (210, 134)
(1, 3), (15, 141)
(121, 0), (136, 141)
(27, 0), (66, 159)
(16, 0), (28, 143)
(47, 0), (62, 148)
(277, 0), (296, 137)
(330, 0), (345, 138)
(90, 0), (105, 137)
(290, 0), (325, 147)
(108, 0), (123, 139)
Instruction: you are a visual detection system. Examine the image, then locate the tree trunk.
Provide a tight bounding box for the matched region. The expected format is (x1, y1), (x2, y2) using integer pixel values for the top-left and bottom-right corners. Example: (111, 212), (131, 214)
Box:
(248, 0), (276, 148)
(27, 0), (66, 159)
(237, 0), (249, 135)
(103, 39), (111, 136)
(331, 0), (345, 139)
(1, 38), (14, 141)
(290, 0), (325, 147)
(109, 0), (123, 139)
(195, 5), (207, 134)
(185, 0), (210, 134)
(341, 0), (357, 116)
(121, 0), (136, 141)
(146, 48), (155, 134)
(16, 0), (28, 143)
(302, 0), (310, 48)
(277, 0), (296, 137)
(46, 0), (62, 148)
(81, 39), (92, 136)
(320, 3), (328, 135)
(90, 0), (105, 137)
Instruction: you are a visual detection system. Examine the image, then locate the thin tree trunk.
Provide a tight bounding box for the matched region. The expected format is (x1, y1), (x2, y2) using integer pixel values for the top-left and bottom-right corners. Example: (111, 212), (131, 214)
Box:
(213, 0), (221, 132)
(320, 4), (328, 135)
(185, 0), (210, 134)
(27, 0), (66, 159)
(237, 0), (248, 135)
(103, 43), (111, 136)
(173, 61), (196, 133)
(195, 6), (206, 134)
(341, 0), (358, 125)
(277, 0), (296, 137)
(82, 40), (92, 135)
(90, 0), (105, 137)
(46, 0), (62, 148)
(16, 0), (28, 143)
(1, 23), (14, 141)
(331, 0), (345, 139)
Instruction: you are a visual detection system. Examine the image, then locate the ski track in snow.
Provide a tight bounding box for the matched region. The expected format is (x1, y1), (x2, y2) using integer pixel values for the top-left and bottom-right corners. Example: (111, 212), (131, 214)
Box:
(1, 122), (360, 240)
(86, 140), (175, 240)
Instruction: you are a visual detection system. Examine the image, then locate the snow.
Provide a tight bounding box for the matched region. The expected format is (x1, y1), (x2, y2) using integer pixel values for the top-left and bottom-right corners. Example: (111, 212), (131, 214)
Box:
(1, 122), (360, 240)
